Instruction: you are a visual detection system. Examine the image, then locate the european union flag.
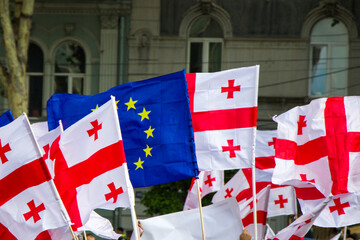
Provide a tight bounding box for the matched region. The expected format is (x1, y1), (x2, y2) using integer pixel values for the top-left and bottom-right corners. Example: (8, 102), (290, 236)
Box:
(47, 70), (198, 187)
(0, 110), (14, 127)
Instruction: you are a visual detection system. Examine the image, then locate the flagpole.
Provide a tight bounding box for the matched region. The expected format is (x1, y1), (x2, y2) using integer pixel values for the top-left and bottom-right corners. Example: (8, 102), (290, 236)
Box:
(196, 178), (206, 240)
(83, 230), (87, 240)
(343, 226), (347, 240)
(251, 127), (258, 240)
(25, 114), (78, 240)
(109, 95), (141, 240)
(252, 66), (259, 240)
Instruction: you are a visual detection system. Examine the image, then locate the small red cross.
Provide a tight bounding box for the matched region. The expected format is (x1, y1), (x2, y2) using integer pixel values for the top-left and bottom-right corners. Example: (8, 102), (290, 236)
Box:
(268, 137), (276, 149)
(297, 115), (307, 135)
(0, 139), (11, 164)
(204, 174), (216, 187)
(300, 174), (315, 183)
(87, 120), (102, 141)
(222, 139), (241, 158)
(329, 198), (350, 215)
(224, 188), (233, 198)
(221, 79), (240, 99)
(23, 200), (46, 223)
(274, 194), (288, 208)
(105, 182), (124, 203)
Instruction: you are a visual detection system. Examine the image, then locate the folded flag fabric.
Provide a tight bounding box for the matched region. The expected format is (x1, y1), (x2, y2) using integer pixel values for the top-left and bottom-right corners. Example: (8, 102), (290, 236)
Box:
(295, 183), (360, 227)
(239, 185), (270, 240)
(0, 110), (14, 127)
(267, 196), (332, 240)
(273, 96), (360, 196)
(183, 170), (224, 210)
(264, 224), (276, 240)
(50, 98), (134, 230)
(186, 66), (259, 170)
(131, 198), (243, 240)
(0, 114), (68, 239)
(47, 70), (198, 188)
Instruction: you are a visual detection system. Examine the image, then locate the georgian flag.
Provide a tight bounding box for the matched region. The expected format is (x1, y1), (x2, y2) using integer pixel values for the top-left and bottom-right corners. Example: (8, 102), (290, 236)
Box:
(183, 170), (224, 210)
(273, 96), (360, 197)
(295, 183), (360, 227)
(212, 130), (296, 218)
(186, 66), (259, 170)
(0, 114), (68, 239)
(50, 97), (135, 230)
(267, 197), (331, 240)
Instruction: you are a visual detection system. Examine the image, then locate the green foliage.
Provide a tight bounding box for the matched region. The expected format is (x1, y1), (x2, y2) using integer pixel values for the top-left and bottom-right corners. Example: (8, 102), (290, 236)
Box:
(141, 179), (191, 216)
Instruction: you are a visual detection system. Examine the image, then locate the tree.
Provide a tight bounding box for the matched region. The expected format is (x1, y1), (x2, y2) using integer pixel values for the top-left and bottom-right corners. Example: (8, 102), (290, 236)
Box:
(0, 0), (35, 117)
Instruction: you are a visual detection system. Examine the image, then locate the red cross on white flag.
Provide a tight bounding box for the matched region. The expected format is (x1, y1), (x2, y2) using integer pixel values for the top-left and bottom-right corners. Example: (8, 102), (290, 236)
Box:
(295, 183), (360, 227)
(273, 97), (360, 197)
(213, 130), (296, 218)
(183, 170), (224, 210)
(50, 98), (134, 231)
(267, 197), (331, 240)
(186, 66), (259, 170)
(0, 114), (68, 240)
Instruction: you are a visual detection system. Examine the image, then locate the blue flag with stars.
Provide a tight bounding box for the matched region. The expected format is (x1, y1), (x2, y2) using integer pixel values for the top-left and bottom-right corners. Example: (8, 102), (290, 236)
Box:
(46, 70), (198, 187)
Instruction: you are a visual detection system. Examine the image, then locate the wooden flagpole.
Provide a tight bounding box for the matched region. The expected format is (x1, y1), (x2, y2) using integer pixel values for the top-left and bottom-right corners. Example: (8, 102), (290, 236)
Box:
(83, 230), (87, 240)
(251, 127), (258, 240)
(196, 178), (206, 240)
(343, 226), (347, 240)
(26, 115), (78, 240)
(110, 96), (141, 240)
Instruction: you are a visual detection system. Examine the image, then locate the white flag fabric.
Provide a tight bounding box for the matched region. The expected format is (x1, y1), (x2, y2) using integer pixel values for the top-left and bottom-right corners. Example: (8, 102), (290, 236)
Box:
(186, 66), (259, 170)
(268, 186), (296, 218)
(132, 198), (243, 240)
(273, 96), (360, 197)
(51, 98), (135, 231)
(239, 185), (270, 240)
(295, 183), (360, 227)
(184, 170), (224, 210)
(79, 211), (122, 239)
(0, 114), (68, 239)
(267, 197), (332, 240)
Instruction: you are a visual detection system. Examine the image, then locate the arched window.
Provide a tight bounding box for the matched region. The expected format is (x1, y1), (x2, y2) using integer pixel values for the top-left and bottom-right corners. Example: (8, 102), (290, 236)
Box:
(188, 15), (223, 73)
(309, 18), (348, 97)
(54, 40), (85, 94)
(27, 42), (44, 117)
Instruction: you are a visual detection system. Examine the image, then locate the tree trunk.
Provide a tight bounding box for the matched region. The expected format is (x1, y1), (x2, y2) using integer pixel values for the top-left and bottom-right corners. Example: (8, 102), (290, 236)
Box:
(0, 0), (35, 118)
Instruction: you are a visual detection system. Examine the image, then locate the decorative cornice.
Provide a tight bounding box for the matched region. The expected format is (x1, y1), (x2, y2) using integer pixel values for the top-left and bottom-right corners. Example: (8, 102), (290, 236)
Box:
(34, 2), (131, 16)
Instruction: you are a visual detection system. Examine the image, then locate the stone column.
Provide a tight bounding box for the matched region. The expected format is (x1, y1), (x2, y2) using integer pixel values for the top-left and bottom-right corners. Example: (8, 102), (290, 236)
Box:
(99, 14), (119, 92)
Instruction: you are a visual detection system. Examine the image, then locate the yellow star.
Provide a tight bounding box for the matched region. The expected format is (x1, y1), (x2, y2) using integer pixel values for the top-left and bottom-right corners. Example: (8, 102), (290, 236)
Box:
(144, 126), (155, 139)
(115, 100), (120, 109)
(91, 104), (99, 111)
(124, 97), (137, 111)
(134, 157), (144, 170)
(143, 145), (152, 157)
(138, 107), (151, 121)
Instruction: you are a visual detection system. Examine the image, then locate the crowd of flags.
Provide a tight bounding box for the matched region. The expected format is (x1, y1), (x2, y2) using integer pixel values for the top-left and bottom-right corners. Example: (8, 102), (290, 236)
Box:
(0, 65), (358, 239)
